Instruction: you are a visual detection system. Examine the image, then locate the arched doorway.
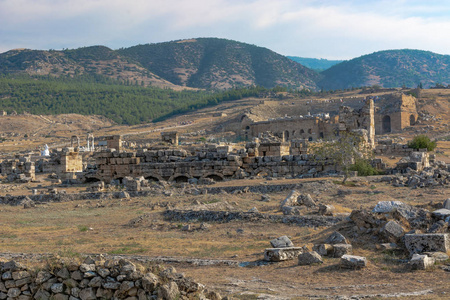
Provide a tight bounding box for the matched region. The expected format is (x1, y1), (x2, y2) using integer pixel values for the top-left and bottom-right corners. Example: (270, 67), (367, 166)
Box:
(410, 114), (416, 126)
(382, 115), (391, 133)
(284, 130), (289, 141)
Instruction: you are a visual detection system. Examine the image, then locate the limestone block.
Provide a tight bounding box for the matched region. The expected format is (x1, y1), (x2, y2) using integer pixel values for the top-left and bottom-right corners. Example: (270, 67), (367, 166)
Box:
(340, 255), (367, 269)
(432, 209), (450, 219)
(404, 233), (450, 255)
(383, 220), (405, 241)
(313, 244), (333, 256)
(264, 247), (304, 262)
(280, 190), (299, 208)
(333, 244), (353, 258)
(409, 254), (435, 270)
(373, 201), (406, 213)
(298, 251), (323, 265)
(270, 236), (294, 248)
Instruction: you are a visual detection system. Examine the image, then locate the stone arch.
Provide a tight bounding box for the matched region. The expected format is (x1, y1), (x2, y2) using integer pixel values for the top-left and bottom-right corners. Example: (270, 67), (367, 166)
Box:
(308, 129), (312, 134)
(409, 114), (416, 126)
(253, 167), (272, 177)
(144, 174), (164, 182)
(300, 129), (305, 134)
(203, 173), (224, 182)
(382, 115), (391, 133)
(169, 174), (192, 183)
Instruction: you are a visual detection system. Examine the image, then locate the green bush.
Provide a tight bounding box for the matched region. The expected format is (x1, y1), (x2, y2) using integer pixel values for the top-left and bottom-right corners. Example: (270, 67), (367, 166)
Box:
(349, 159), (380, 176)
(407, 135), (437, 151)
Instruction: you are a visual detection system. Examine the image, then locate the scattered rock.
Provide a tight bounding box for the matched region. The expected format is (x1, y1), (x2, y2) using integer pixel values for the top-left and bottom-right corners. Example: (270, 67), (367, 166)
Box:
(409, 254), (435, 270)
(324, 231), (348, 245)
(298, 251), (323, 265)
(340, 255), (367, 269)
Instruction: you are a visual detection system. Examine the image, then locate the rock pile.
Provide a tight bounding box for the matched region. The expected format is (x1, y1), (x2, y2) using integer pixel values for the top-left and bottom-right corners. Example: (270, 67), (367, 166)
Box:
(280, 190), (334, 216)
(0, 257), (221, 300)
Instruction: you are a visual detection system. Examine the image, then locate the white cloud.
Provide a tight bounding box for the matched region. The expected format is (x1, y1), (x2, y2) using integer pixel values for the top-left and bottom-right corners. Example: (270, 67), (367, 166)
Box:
(1, 0), (450, 59)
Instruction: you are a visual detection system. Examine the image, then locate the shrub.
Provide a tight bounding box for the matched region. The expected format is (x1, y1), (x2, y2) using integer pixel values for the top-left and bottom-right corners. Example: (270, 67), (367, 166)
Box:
(407, 135), (437, 151)
(349, 159), (379, 176)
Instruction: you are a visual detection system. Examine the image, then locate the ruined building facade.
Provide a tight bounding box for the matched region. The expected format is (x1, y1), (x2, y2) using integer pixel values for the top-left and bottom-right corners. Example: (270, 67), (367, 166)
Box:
(375, 93), (418, 134)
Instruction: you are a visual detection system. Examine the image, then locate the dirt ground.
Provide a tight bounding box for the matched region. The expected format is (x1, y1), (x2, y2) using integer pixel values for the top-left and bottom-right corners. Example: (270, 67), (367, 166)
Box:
(0, 177), (449, 299)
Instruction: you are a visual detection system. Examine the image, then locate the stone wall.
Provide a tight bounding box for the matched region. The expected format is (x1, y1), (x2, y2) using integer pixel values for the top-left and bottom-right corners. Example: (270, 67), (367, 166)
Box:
(245, 115), (338, 142)
(89, 145), (337, 183)
(0, 257), (217, 300)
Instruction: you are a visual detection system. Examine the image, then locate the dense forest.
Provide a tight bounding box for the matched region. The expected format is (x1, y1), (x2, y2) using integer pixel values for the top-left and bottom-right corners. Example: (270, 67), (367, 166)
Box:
(0, 75), (272, 125)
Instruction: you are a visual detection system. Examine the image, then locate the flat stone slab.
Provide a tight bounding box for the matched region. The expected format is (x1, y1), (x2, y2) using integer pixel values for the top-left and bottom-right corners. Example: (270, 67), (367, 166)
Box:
(432, 209), (450, 219)
(404, 233), (450, 255)
(264, 247), (304, 262)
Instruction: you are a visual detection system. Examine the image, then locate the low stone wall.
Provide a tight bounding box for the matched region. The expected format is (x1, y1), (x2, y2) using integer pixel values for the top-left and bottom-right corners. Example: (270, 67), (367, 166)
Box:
(0, 257), (220, 300)
(163, 209), (344, 227)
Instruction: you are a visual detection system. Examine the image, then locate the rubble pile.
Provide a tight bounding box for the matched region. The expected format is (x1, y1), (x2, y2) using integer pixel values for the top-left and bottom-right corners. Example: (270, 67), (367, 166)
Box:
(388, 161), (450, 188)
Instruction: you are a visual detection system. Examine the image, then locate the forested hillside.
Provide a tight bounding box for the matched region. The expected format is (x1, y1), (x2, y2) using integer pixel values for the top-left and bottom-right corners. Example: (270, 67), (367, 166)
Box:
(0, 75), (269, 124)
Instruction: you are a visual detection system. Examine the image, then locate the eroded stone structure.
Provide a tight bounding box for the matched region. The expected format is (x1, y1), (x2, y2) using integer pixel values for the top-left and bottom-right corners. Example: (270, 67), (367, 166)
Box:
(375, 93), (418, 134)
(0, 156), (35, 182)
(161, 132), (179, 145)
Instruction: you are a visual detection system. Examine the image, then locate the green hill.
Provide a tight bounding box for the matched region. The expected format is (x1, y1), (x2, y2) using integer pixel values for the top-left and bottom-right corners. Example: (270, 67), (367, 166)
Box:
(287, 56), (342, 72)
(118, 38), (320, 90)
(318, 49), (450, 90)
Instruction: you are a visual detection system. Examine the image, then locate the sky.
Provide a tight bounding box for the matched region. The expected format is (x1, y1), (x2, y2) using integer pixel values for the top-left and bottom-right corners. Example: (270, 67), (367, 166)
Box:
(1, 0), (450, 60)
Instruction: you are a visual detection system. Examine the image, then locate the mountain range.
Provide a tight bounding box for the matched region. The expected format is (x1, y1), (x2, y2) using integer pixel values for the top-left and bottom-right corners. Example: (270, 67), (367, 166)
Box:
(1, 38), (450, 91)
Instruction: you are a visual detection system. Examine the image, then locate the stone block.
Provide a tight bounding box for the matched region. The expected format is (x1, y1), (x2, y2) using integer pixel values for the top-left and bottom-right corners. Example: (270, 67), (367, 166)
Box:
(340, 255), (367, 269)
(383, 220), (405, 241)
(298, 251), (323, 266)
(270, 236), (294, 248)
(404, 233), (450, 255)
(324, 231), (348, 245)
(313, 244), (333, 256)
(432, 209), (450, 220)
(409, 254), (435, 270)
(264, 247), (304, 262)
(333, 244), (353, 258)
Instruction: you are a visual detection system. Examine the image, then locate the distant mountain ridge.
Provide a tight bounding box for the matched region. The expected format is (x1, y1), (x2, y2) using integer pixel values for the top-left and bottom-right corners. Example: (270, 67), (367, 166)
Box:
(1, 39), (450, 91)
(287, 56), (343, 71)
(0, 38), (320, 90)
(318, 49), (450, 90)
